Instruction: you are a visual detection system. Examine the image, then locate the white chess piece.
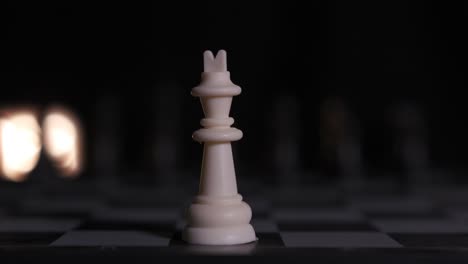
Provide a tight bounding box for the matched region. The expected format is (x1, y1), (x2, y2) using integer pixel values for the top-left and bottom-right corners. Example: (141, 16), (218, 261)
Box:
(182, 50), (256, 245)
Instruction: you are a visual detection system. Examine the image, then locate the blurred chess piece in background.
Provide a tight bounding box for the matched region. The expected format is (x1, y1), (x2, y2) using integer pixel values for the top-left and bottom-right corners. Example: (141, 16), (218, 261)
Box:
(270, 94), (302, 190)
(94, 94), (122, 187)
(0, 104), (84, 188)
(151, 80), (183, 187)
(0, 107), (42, 183)
(42, 105), (84, 179)
(319, 97), (364, 192)
(388, 101), (430, 192)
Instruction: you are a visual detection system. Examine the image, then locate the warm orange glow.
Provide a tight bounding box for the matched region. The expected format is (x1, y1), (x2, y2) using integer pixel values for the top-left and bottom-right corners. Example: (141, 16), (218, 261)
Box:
(0, 111), (42, 182)
(43, 106), (84, 178)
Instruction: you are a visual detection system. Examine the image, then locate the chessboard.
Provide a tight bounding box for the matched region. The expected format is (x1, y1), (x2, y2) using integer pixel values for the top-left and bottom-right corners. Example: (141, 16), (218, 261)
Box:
(2, 179), (468, 263)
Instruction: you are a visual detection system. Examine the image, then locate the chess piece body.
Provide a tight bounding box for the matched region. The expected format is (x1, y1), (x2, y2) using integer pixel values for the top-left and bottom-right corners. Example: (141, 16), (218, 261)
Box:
(182, 50), (256, 245)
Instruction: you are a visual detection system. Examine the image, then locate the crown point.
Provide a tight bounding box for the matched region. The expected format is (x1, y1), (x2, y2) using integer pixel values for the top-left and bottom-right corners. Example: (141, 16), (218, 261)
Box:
(203, 50), (215, 72)
(215, 50), (227, 72)
(203, 49), (228, 72)
(204, 50), (214, 60)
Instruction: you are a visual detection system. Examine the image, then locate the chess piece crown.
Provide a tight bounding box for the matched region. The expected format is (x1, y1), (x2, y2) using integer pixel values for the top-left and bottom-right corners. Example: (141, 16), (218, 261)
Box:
(192, 50), (242, 142)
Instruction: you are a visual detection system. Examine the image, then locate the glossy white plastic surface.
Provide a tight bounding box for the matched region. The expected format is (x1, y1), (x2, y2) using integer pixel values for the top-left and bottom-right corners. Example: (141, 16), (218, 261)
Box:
(182, 50), (256, 245)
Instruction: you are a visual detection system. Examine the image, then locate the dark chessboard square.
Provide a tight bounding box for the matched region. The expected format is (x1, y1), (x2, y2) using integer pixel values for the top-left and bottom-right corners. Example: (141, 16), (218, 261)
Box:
(0, 232), (62, 246)
(15, 198), (95, 218)
(371, 219), (468, 234)
(168, 233), (259, 255)
(0, 217), (81, 232)
(175, 219), (279, 233)
(13, 210), (91, 219)
(169, 231), (184, 245)
(51, 230), (170, 247)
(92, 207), (181, 223)
(108, 189), (188, 208)
(448, 209), (468, 222)
(244, 196), (271, 217)
(19, 198), (103, 218)
(255, 232), (284, 247)
(278, 221), (377, 231)
(14, 195), (102, 218)
(274, 208), (363, 222)
(251, 210), (270, 218)
(78, 220), (175, 237)
(391, 233), (468, 248)
(432, 187), (468, 206)
(275, 197), (344, 209)
(364, 211), (446, 219)
(351, 196), (433, 215)
(169, 231), (283, 247)
(280, 231), (402, 248)
(271, 187), (343, 208)
(251, 219), (279, 233)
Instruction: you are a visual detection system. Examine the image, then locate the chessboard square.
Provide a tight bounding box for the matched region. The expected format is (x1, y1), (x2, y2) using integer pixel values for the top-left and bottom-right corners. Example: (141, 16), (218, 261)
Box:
(255, 232), (284, 247)
(364, 211), (445, 219)
(51, 231), (170, 247)
(173, 219), (271, 234)
(390, 233), (468, 248)
(273, 208), (363, 222)
(278, 222), (376, 231)
(448, 209), (468, 222)
(169, 231), (284, 247)
(92, 207), (180, 223)
(251, 219), (279, 233)
(20, 197), (103, 217)
(0, 232), (62, 246)
(244, 196), (271, 215)
(351, 196), (433, 214)
(274, 189), (342, 208)
(0, 218), (81, 232)
(372, 219), (468, 233)
(175, 219), (187, 231)
(280, 231), (402, 248)
(251, 210), (270, 219)
(78, 220), (175, 236)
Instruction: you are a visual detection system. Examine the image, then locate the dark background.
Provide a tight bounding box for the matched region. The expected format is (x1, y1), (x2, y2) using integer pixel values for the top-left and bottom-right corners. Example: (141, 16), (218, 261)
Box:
(0, 1), (467, 185)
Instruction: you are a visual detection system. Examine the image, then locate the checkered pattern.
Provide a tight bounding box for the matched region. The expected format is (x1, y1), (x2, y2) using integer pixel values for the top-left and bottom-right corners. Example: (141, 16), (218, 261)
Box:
(2, 184), (468, 251)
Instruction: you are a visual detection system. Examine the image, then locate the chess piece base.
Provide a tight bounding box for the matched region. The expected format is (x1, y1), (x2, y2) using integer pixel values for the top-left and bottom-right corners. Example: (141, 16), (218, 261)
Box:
(182, 198), (256, 245)
(182, 224), (256, 245)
